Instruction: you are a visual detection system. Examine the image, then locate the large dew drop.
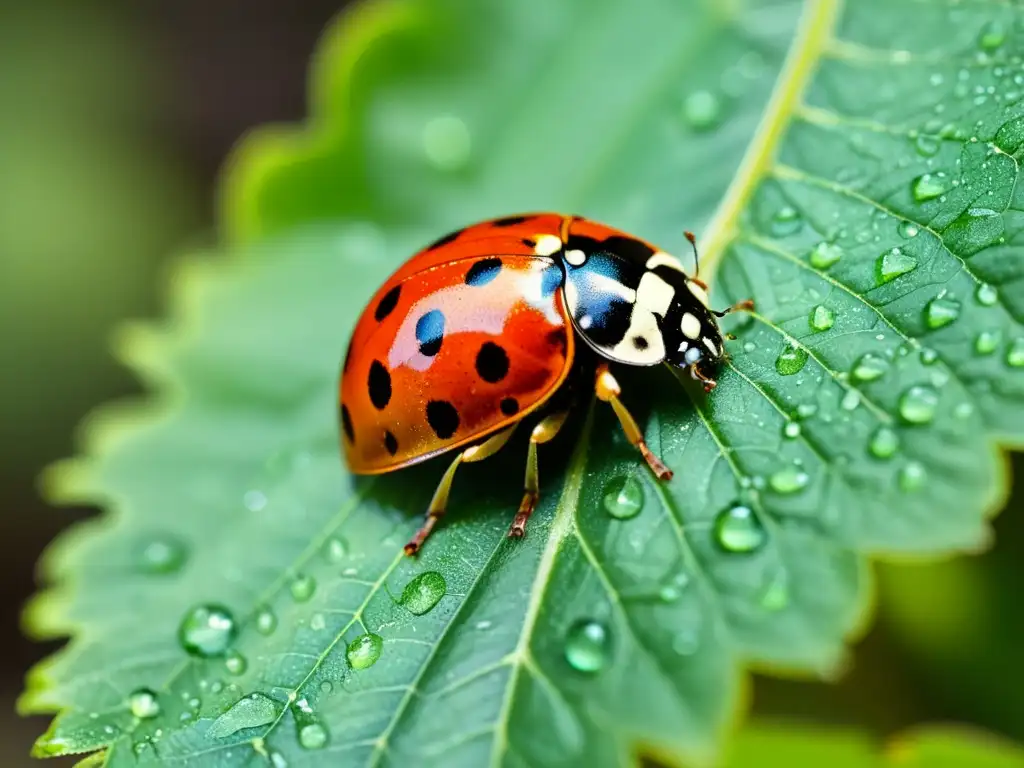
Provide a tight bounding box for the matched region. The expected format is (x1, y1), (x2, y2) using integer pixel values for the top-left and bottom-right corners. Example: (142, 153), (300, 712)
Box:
(925, 296), (961, 329)
(564, 619), (611, 673)
(769, 467), (809, 494)
(911, 172), (950, 201)
(290, 574), (317, 603)
(682, 89), (723, 131)
(809, 241), (842, 269)
(713, 505), (766, 553)
(851, 352), (890, 383)
(899, 461), (927, 492)
(809, 305), (835, 332)
(178, 604), (237, 658)
(602, 475), (645, 520)
(769, 206), (803, 237)
(139, 537), (187, 574)
(875, 247), (917, 284)
(255, 607), (278, 636)
(869, 426), (899, 459)
(399, 571), (447, 616)
(775, 343), (808, 375)
(1007, 338), (1024, 367)
(129, 688), (161, 720)
(899, 385), (939, 425)
(208, 693), (279, 738)
(346, 633), (383, 670)
(975, 330), (1001, 355)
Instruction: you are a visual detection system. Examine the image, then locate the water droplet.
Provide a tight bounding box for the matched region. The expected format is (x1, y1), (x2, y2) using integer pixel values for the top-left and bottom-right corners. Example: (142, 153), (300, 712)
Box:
(852, 353), (890, 382)
(243, 490), (267, 512)
(139, 537), (187, 574)
(208, 693), (279, 738)
(899, 385), (939, 425)
(270, 752), (289, 768)
(399, 571), (447, 615)
(346, 633), (383, 670)
(809, 305), (835, 332)
(911, 172), (950, 201)
(760, 574), (789, 611)
(320, 681), (334, 695)
(256, 608), (277, 636)
(310, 613), (327, 631)
(564, 620), (611, 673)
(783, 422), (801, 439)
(658, 572), (691, 603)
(422, 115), (471, 171)
(290, 574), (316, 602)
(770, 206), (803, 237)
(671, 630), (700, 656)
(1007, 338), (1024, 367)
(133, 741), (151, 757)
(796, 402), (818, 419)
(298, 722), (329, 750)
(899, 461), (927, 492)
(178, 604), (237, 658)
(875, 247), (918, 283)
(324, 537), (348, 563)
(809, 241), (842, 269)
(775, 343), (808, 375)
(841, 390), (861, 411)
(769, 467), (810, 494)
(602, 475), (645, 520)
(129, 688), (160, 720)
(925, 296), (961, 329)
(976, 283), (998, 306)
(225, 651), (247, 676)
(897, 221), (920, 238)
(920, 348), (939, 366)
(914, 135), (940, 157)
(475, 620), (492, 630)
(869, 426), (899, 459)
(682, 89), (723, 131)
(979, 20), (1006, 51)
(975, 330), (1001, 355)
(713, 505), (766, 552)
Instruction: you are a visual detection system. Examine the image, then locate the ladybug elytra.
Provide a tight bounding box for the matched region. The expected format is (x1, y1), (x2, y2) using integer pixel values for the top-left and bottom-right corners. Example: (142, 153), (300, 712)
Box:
(339, 214), (752, 554)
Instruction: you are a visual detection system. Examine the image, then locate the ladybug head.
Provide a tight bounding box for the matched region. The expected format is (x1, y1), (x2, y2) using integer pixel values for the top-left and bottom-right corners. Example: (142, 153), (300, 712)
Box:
(662, 284), (726, 392)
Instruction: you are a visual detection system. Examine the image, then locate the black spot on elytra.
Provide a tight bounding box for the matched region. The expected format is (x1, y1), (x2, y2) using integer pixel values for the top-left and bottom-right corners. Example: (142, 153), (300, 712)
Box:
(374, 285), (402, 322)
(415, 309), (445, 357)
(632, 335), (649, 351)
(368, 360), (391, 410)
(426, 400), (460, 439)
(493, 215), (528, 227)
(475, 342), (510, 383)
(500, 397), (519, 416)
(427, 229), (461, 250)
(383, 430), (399, 455)
(341, 404), (355, 443)
(541, 263), (563, 297)
(465, 258), (502, 286)
(577, 299), (633, 349)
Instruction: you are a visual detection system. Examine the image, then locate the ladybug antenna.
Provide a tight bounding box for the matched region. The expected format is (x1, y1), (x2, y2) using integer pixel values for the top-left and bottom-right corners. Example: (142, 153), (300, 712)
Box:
(684, 231), (700, 278)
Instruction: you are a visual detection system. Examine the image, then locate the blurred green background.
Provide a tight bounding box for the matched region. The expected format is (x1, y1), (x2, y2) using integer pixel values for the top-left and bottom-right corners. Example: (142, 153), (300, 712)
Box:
(2, 0), (1021, 765)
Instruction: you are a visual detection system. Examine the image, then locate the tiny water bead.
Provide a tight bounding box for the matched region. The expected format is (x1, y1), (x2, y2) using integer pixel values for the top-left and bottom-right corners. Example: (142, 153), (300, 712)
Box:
(179, 604), (237, 658)
(422, 115), (471, 172)
(602, 475), (645, 520)
(925, 296), (961, 329)
(975, 283), (998, 306)
(769, 466), (810, 494)
(978, 20), (1007, 51)
(776, 343), (809, 375)
(809, 305), (835, 332)
(898, 220), (920, 238)
(310, 613), (327, 631)
(225, 651), (247, 676)
(713, 505), (766, 553)
(852, 352), (890, 382)
(346, 633), (383, 670)
(1007, 338), (1024, 367)
(770, 206), (803, 237)
(911, 171), (950, 201)
(324, 537), (348, 563)
(399, 571), (447, 615)
(682, 89), (723, 131)
(899, 461), (927, 492)
(299, 722), (329, 750)
(208, 693), (279, 738)
(658, 572), (692, 603)
(290, 574), (317, 603)
(256, 608), (278, 636)
(564, 619), (611, 673)
(913, 134), (940, 158)
(809, 241), (842, 269)
(783, 422), (802, 439)
(875, 247), (918, 283)
(899, 385), (939, 425)
(139, 537), (187, 574)
(869, 426), (900, 459)
(975, 330), (1001, 355)
(129, 688), (161, 720)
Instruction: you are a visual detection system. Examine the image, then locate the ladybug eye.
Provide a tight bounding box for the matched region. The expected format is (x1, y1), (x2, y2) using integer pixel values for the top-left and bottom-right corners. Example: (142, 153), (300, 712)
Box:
(684, 346), (703, 365)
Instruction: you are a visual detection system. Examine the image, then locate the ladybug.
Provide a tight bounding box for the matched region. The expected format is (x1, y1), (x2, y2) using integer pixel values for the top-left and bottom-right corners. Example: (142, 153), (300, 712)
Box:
(339, 214), (752, 554)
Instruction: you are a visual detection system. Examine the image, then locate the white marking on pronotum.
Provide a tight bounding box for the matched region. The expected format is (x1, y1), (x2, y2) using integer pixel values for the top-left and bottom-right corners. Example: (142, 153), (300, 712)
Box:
(579, 315), (593, 329)
(687, 279), (711, 308)
(565, 249), (586, 266)
(535, 234), (562, 257)
(635, 271), (674, 316)
(681, 312), (701, 340)
(703, 336), (719, 356)
(646, 251), (687, 273)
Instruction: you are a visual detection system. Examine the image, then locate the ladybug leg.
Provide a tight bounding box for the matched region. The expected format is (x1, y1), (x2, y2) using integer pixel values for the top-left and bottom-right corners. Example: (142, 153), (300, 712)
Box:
(404, 424), (517, 556)
(594, 364), (673, 481)
(509, 409), (571, 539)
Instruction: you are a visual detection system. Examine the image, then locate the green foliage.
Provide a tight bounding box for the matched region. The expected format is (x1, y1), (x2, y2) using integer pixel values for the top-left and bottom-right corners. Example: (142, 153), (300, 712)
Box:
(22, 0), (1024, 765)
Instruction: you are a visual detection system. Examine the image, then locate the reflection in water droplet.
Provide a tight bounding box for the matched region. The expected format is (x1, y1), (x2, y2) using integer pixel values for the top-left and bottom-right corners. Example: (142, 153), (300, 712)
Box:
(809, 305), (835, 332)
(770, 206), (803, 237)
(876, 247), (918, 283)
(139, 537), (187, 574)
(225, 651), (247, 676)
(256, 608), (278, 636)
(178, 604), (237, 658)
(346, 633), (383, 670)
(979, 20), (1006, 51)
(208, 693), (279, 738)
(899, 385), (939, 425)
(769, 467), (810, 494)
(422, 115), (471, 171)
(602, 476), (645, 520)
(899, 461), (927, 492)
(898, 220), (920, 238)
(129, 689), (161, 720)
(869, 426), (899, 459)
(809, 241), (842, 269)
(682, 89), (723, 131)
(399, 572), (447, 615)
(290, 575), (316, 603)
(714, 505), (766, 552)
(852, 353), (890, 382)
(911, 172), (950, 201)
(776, 343), (808, 375)
(975, 330), (1001, 355)
(925, 296), (961, 329)
(564, 620), (611, 673)
(1003, 337), (1024, 367)
(783, 422), (801, 439)
(324, 537), (348, 563)
(975, 283), (998, 306)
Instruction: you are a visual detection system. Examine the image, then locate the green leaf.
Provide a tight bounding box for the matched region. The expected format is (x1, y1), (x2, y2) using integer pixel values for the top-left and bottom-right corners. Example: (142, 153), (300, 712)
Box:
(23, 0), (1024, 765)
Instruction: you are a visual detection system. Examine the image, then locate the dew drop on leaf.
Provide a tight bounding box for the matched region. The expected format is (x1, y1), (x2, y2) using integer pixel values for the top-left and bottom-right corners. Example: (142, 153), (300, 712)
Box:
(129, 688), (160, 720)
(925, 296), (961, 329)
(225, 651), (247, 676)
(769, 206), (803, 236)
(911, 172), (950, 201)
(324, 537), (348, 563)
(1007, 338), (1024, 367)
(851, 352), (890, 383)
(875, 247), (918, 283)
(139, 537), (187, 574)
(178, 604), (237, 658)
(208, 693), (279, 738)
(399, 571), (447, 615)
(270, 752), (289, 768)
(841, 390), (861, 411)
(897, 220), (921, 238)
(975, 283), (998, 306)
(769, 467), (810, 494)
(299, 722), (329, 750)
(809, 241), (842, 269)
(290, 574), (316, 602)
(310, 612), (327, 631)
(899, 385), (939, 425)
(782, 422), (801, 439)
(869, 426), (899, 459)
(346, 633), (383, 670)
(681, 89), (723, 131)
(975, 330), (1001, 355)
(978, 20), (1006, 51)
(658, 572), (691, 603)
(602, 475), (644, 519)
(913, 135), (940, 157)
(255, 607), (278, 636)
(808, 305), (834, 332)
(713, 505), (766, 552)
(564, 619), (611, 673)
(775, 343), (808, 375)
(899, 461), (927, 492)
(919, 348), (939, 366)
(422, 115), (471, 171)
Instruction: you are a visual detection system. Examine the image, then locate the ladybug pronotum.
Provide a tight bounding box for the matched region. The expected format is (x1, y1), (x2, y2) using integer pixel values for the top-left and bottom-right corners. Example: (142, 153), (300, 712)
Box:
(339, 213), (752, 554)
